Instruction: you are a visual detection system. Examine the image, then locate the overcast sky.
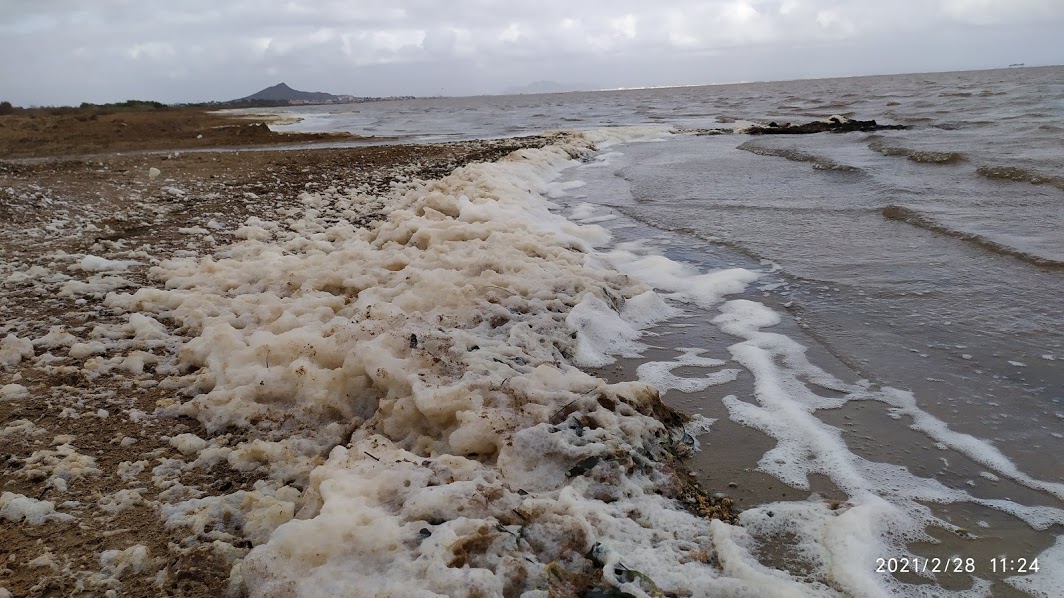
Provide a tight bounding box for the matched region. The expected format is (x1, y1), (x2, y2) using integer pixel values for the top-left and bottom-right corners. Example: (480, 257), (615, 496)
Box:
(2, 0), (1062, 106)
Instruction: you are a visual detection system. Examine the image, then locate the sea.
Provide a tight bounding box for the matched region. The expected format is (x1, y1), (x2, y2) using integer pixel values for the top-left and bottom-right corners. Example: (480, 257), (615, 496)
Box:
(252, 66), (1063, 595)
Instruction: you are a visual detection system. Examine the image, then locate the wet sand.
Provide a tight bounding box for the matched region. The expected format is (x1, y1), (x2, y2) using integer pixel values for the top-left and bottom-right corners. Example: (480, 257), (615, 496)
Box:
(588, 287), (1058, 597)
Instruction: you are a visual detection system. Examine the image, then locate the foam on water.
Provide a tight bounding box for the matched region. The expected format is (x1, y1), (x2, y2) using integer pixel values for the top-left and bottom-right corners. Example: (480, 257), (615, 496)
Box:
(545, 136), (1064, 595)
(627, 293), (1064, 594)
(1006, 536), (1064, 598)
(637, 348), (740, 394)
(101, 127), (814, 596)
(600, 243), (760, 310)
(97, 127), (1061, 596)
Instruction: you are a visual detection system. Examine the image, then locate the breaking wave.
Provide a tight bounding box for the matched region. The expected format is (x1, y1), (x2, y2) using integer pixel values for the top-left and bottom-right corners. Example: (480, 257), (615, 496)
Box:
(931, 121), (994, 130)
(976, 165), (1064, 190)
(867, 137), (967, 164)
(736, 141), (861, 172)
(882, 205), (1064, 268)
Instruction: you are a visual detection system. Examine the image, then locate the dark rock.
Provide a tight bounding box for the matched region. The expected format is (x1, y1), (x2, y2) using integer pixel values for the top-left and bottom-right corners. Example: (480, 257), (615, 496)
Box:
(748, 118), (907, 135)
(567, 456), (602, 478)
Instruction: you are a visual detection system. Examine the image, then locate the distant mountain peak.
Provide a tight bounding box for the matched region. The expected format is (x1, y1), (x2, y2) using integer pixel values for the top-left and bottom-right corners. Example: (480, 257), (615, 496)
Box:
(229, 82), (416, 106)
(238, 83), (339, 103)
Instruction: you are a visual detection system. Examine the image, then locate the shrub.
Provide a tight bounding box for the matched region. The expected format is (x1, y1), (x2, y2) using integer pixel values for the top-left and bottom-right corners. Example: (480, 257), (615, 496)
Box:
(0, 101), (14, 115)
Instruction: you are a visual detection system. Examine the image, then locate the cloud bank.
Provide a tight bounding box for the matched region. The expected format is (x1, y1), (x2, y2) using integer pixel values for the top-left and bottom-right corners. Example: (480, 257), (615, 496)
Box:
(1, 0), (1062, 105)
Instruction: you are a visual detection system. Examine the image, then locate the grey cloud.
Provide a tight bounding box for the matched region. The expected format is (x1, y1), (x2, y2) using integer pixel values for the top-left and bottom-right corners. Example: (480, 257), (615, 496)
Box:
(1, 0), (1062, 105)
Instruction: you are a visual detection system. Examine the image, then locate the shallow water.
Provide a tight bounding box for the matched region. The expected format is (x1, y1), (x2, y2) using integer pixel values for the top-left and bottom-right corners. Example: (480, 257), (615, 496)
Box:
(271, 67), (1064, 595)
(557, 156), (1062, 595)
(257, 65), (1064, 267)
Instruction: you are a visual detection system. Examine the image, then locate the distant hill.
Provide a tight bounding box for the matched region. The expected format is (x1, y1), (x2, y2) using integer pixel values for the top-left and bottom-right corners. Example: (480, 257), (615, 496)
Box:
(228, 83), (416, 106)
(502, 80), (584, 95)
(238, 82), (339, 103)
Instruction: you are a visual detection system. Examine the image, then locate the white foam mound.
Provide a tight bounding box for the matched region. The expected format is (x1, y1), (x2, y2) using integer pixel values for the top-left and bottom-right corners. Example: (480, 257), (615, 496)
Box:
(106, 130), (793, 596)
(76, 255), (142, 272)
(99, 544), (158, 579)
(0, 383), (29, 400)
(0, 334), (34, 368)
(566, 290), (678, 367)
(0, 492), (76, 525)
(97, 126), (1056, 596)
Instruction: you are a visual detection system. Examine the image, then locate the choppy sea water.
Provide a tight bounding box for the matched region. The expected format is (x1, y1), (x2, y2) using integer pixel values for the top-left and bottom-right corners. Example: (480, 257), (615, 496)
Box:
(268, 67), (1064, 595)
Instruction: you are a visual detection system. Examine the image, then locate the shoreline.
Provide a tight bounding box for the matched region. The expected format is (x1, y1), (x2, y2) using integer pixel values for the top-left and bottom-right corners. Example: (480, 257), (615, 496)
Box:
(0, 135), (580, 596)
(549, 142), (1064, 597)
(4, 121), (1061, 596)
(0, 132), (740, 596)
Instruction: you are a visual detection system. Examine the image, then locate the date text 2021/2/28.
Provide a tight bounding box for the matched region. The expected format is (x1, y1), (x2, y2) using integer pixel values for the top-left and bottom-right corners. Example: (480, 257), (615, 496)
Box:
(875, 557), (1040, 574)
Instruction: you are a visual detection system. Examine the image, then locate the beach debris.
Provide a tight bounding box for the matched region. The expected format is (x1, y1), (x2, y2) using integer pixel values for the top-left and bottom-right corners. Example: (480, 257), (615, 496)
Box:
(673, 127), (731, 136)
(747, 117), (907, 134)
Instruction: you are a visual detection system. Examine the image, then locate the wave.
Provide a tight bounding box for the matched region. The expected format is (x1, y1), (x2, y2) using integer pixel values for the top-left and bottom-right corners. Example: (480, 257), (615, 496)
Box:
(867, 137), (966, 164)
(976, 165), (1064, 190)
(931, 121), (993, 130)
(813, 101), (854, 110)
(737, 141), (861, 172)
(882, 205), (1064, 268)
(882, 111), (933, 124)
(793, 111), (857, 120)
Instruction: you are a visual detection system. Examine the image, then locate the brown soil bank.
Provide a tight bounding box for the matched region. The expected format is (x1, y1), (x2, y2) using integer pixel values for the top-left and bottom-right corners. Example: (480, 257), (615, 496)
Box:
(0, 107), (354, 159)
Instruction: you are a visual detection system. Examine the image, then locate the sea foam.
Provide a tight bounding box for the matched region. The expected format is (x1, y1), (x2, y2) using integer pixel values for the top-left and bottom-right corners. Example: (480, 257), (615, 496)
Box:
(105, 127), (815, 596)
(99, 126), (1063, 596)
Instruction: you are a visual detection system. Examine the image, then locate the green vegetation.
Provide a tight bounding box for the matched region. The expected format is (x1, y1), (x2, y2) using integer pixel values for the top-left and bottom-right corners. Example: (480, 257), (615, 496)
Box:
(0, 99), (172, 117)
(79, 99), (169, 111)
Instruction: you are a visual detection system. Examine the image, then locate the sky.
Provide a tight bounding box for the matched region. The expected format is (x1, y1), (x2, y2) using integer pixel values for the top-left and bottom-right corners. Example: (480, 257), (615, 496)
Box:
(1, 0), (1063, 106)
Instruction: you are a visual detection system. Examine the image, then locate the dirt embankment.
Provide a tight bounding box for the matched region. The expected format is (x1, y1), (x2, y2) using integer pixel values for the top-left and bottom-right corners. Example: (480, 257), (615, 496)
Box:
(0, 107), (355, 159)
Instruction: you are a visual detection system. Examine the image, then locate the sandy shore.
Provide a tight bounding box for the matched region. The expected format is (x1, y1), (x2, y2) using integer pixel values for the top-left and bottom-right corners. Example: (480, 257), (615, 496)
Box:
(0, 107), (357, 160)
(0, 136), (564, 596)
